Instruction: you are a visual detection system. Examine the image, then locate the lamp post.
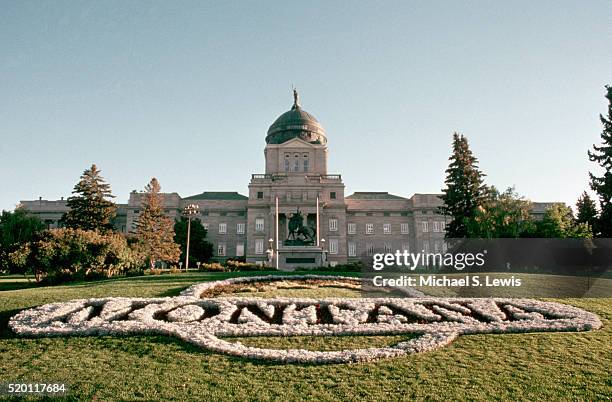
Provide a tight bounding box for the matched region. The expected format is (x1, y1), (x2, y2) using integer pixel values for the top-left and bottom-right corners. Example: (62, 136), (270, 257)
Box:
(183, 204), (199, 272)
(266, 238), (274, 266)
(320, 238), (327, 267)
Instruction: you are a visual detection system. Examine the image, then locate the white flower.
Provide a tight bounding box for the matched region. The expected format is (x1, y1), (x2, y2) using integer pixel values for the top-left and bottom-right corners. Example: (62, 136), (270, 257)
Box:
(8, 276), (603, 364)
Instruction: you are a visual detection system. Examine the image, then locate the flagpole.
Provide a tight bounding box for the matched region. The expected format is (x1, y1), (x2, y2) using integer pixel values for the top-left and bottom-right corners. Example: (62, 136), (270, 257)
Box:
(316, 196), (320, 247)
(275, 196), (279, 270)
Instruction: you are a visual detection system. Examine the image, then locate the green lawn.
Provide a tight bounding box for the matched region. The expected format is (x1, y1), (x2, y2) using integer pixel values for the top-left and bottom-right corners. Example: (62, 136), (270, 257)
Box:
(0, 272), (610, 401)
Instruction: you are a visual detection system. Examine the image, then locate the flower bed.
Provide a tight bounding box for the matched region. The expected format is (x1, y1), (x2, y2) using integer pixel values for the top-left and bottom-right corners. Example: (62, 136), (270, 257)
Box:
(9, 276), (602, 364)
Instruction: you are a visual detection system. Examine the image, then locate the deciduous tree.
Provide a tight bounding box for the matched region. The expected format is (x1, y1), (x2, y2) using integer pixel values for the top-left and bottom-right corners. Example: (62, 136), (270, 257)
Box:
(0, 207), (45, 272)
(467, 187), (534, 238)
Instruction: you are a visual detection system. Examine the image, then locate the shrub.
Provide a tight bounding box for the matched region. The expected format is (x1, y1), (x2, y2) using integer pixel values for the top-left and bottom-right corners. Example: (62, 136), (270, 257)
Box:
(295, 261), (364, 272)
(10, 228), (144, 283)
(198, 262), (225, 272)
(224, 260), (269, 271)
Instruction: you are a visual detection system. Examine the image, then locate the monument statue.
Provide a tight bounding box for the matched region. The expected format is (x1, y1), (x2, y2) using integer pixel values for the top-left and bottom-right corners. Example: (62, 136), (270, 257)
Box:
(292, 87), (300, 109)
(285, 208), (315, 246)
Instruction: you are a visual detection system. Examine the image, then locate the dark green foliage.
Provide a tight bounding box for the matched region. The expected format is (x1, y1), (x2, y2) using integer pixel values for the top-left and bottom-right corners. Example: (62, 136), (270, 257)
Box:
(440, 133), (487, 238)
(528, 204), (592, 238)
(9, 228), (143, 283)
(466, 187), (534, 238)
(575, 191), (598, 234)
(588, 86), (612, 237)
(63, 164), (117, 232)
(0, 208), (45, 272)
(174, 217), (213, 265)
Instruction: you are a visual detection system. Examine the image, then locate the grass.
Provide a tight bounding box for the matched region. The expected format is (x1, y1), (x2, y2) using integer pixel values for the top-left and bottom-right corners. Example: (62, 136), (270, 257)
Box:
(0, 271), (610, 401)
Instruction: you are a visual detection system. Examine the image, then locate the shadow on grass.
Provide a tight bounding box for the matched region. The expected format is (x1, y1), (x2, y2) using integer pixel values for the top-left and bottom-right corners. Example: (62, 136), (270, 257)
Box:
(0, 282), (39, 292)
(0, 309), (20, 339)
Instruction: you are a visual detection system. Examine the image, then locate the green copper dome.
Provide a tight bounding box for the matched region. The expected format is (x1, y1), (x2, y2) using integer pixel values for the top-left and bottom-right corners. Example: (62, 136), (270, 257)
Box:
(265, 90), (327, 145)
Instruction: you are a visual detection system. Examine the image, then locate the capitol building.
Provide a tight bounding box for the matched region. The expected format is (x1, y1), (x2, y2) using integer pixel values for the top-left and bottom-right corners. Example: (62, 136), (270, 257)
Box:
(21, 92), (554, 269)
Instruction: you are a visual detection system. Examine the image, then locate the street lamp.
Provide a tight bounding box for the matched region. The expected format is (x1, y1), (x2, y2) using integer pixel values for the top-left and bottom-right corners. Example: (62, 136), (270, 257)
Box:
(266, 238), (274, 265)
(183, 203), (200, 272)
(320, 238), (327, 267)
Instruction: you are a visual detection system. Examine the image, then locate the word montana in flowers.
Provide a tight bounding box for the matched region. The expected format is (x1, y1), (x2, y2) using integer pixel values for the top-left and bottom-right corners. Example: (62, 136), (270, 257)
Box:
(9, 276), (602, 364)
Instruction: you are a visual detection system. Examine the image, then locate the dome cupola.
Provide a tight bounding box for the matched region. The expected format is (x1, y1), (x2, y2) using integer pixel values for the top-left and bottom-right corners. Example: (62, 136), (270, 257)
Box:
(265, 90), (327, 145)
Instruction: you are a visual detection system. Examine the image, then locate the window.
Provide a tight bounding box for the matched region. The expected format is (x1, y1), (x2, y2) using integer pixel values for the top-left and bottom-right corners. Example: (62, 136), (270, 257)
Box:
(347, 223), (356, 234)
(255, 239), (264, 254)
(434, 241), (441, 253)
(217, 243), (226, 256)
(303, 159), (309, 172)
(293, 159), (299, 172)
(433, 221), (440, 232)
(401, 223), (409, 234)
(236, 243), (244, 257)
(383, 212), (390, 217)
(329, 238), (338, 254)
(366, 223), (374, 234)
(329, 218), (338, 232)
(219, 223), (227, 234)
(421, 221), (428, 233)
(423, 241), (430, 253)
(257, 191), (264, 199)
(348, 242), (356, 257)
(384, 243), (392, 253)
(366, 243), (374, 256)
(440, 221), (446, 232)
(383, 223), (391, 234)
(237, 223), (245, 234)
(203, 223), (209, 231)
(330, 192), (336, 199)
(284, 159), (289, 172)
(402, 243), (410, 252)
(255, 218), (264, 232)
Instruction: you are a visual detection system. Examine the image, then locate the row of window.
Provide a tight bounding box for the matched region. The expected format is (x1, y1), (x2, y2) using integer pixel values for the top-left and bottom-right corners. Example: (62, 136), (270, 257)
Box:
(214, 240), (447, 257)
(346, 241), (448, 256)
(284, 153), (309, 172)
(256, 191), (337, 201)
(205, 219), (264, 235)
(333, 220), (410, 235)
(207, 219), (445, 236)
(421, 221), (446, 233)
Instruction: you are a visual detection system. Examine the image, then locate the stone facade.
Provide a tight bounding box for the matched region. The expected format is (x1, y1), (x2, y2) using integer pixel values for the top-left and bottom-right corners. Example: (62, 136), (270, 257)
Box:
(19, 93), (559, 268)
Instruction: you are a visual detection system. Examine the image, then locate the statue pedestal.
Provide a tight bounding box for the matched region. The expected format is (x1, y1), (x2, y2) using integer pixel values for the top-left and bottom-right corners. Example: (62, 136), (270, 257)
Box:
(277, 246), (325, 271)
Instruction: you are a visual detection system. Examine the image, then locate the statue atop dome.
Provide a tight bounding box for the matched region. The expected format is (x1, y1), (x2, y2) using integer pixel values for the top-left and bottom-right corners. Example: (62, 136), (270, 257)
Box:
(265, 90), (327, 145)
(292, 87), (300, 109)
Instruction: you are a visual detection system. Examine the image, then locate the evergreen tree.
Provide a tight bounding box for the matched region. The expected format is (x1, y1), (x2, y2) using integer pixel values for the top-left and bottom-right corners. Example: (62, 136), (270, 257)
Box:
(575, 191), (598, 232)
(134, 178), (180, 268)
(440, 133), (487, 238)
(588, 85), (612, 237)
(174, 217), (213, 264)
(63, 164), (116, 232)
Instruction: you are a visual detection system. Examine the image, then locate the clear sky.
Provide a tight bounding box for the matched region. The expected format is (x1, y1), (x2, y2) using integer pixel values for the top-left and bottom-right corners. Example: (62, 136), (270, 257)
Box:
(1, 1), (611, 211)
